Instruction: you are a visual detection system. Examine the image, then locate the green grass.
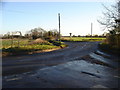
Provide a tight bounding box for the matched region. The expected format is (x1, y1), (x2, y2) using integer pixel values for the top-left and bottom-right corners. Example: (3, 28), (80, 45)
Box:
(2, 45), (58, 52)
(61, 37), (106, 42)
(1, 39), (32, 49)
(1, 39), (66, 56)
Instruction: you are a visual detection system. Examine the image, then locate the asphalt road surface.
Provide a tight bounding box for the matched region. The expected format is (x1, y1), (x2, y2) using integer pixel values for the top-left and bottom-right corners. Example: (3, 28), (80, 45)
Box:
(2, 41), (120, 88)
(3, 42), (98, 76)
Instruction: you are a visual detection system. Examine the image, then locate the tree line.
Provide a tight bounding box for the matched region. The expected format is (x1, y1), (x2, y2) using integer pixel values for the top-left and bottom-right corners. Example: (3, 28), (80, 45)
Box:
(2, 27), (60, 40)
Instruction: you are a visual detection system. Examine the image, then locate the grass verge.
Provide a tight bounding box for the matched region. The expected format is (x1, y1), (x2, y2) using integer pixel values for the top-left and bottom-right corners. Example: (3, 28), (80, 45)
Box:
(1, 39), (67, 57)
(61, 37), (106, 42)
(98, 43), (120, 56)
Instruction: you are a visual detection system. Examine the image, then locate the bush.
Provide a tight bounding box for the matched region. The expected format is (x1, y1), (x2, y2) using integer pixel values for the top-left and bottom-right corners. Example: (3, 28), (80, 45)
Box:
(99, 43), (120, 55)
(106, 34), (120, 48)
(48, 40), (62, 46)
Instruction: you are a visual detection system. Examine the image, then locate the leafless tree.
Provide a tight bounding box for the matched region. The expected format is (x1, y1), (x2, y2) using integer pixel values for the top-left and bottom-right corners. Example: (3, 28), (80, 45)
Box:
(97, 1), (120, 34)
(26, 27), (46, 39)
(25, 27), (59, 40)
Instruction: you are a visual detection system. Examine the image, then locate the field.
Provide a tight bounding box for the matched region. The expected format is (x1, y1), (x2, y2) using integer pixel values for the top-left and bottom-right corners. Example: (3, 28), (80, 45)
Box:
(1, 37), (106, 57)
(1, 39), (55, 49)
(61, 37), (106, 42)
(1, 38), (66, 57)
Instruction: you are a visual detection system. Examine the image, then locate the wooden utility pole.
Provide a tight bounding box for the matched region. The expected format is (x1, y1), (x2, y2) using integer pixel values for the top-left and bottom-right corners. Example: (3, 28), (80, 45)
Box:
(58, 13), (61, 41)
(91, 23), (93, 37)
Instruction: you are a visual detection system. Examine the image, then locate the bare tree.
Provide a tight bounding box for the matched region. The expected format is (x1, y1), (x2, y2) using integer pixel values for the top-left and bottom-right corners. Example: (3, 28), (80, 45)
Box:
(26, 27), (46, 39)
(98, 1), (120, 48)
(97, 1), (120, 34)
(25, 27), (59, 40)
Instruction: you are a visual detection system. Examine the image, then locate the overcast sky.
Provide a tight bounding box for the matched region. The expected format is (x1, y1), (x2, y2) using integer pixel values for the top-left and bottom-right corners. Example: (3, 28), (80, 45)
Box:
(1, 0), (115, 36)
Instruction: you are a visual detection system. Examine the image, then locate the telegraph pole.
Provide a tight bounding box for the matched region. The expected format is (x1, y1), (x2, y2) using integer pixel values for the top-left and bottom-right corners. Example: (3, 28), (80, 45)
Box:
(58, 13), (61, 41)
(91, 23), (93, 37)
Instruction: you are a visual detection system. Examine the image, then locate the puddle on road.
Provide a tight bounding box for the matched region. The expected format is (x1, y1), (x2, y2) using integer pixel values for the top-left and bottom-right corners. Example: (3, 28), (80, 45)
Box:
(3, 60), (119, 88)
(32, 60), (119, 88)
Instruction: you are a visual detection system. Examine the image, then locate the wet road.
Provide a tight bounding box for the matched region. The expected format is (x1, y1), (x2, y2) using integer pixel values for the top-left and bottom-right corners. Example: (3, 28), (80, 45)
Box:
(3, 42), (98, 76)
(2, 41), (120, 88)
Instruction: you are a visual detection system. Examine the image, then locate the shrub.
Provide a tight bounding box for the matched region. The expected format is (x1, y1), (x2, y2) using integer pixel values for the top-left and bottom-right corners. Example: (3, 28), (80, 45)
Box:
(106, 34), (120, 48)
(48, 40), (61, 46)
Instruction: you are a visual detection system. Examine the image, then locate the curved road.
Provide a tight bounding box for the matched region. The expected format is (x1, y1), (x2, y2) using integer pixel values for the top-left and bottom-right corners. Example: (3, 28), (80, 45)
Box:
(3, 41), (99, 76)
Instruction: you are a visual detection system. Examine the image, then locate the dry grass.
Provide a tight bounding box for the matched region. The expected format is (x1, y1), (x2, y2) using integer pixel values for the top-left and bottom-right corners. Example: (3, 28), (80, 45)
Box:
(30, 38), (48, 44)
